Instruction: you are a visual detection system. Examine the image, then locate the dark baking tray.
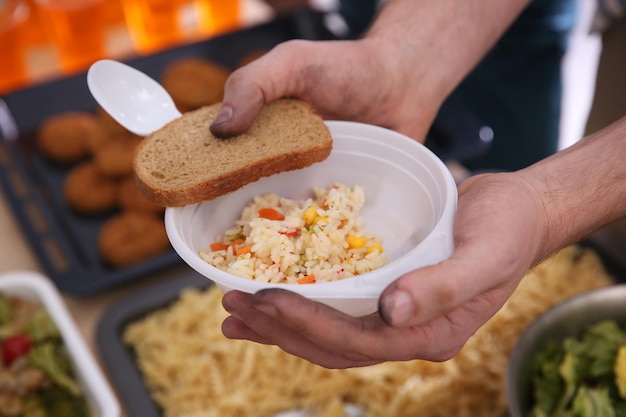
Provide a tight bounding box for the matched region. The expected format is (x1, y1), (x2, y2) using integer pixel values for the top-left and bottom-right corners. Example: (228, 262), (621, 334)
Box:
(96, 245), (625, 417)
(96, 269), (210, 417)
(0, 7), (490, 296)
(0, 9), (338, 295)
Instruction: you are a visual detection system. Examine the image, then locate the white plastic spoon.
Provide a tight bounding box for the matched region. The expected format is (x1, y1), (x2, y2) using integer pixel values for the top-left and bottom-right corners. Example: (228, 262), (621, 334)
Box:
(87, 59), (182, 137)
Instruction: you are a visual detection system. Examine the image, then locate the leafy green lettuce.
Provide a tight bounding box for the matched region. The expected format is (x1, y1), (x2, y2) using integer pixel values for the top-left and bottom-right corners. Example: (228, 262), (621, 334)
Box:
(531, 320), (626, 417)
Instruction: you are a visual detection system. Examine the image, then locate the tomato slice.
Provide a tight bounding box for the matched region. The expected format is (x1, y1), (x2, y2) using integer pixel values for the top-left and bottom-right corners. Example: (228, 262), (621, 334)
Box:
(2, 334), (33, 365)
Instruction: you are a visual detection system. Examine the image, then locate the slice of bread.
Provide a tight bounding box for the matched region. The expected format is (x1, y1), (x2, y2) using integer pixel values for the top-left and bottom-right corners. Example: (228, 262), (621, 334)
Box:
(133, 98), (332, 207)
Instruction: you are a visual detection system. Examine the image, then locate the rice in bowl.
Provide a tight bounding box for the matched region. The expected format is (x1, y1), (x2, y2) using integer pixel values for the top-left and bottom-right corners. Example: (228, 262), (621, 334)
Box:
(199, 183), (388, 284)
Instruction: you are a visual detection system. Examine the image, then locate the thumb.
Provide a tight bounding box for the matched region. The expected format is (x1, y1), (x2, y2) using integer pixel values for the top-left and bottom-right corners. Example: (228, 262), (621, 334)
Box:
(210, 41), (308, 138)
(378, 244), (508, 327)
(209, 70), (266, 138)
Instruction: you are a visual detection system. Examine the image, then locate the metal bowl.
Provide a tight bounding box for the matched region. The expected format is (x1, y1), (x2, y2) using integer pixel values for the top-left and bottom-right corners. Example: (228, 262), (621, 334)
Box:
(506, 284), (626, 417)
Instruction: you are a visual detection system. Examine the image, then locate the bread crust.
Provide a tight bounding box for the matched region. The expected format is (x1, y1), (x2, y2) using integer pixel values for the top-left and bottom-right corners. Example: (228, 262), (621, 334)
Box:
(133, 99), (332, 207)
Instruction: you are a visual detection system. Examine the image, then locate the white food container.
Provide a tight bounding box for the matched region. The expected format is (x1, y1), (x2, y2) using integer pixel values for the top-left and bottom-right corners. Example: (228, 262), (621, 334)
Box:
(0, 270), (120, 417)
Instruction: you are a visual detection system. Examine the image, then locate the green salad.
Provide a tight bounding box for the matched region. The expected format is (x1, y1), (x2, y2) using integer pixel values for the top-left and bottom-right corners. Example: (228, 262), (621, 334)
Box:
(531, 320), (626, 417)
(0, 292), (89, 417)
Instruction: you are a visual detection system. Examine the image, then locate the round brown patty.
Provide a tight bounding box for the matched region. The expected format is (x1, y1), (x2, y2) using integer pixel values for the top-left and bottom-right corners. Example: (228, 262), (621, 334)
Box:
(37, 112), (107, 164)
(98, 211), (170, 268)
(93, 133), (143, 178)
(117, 176), (165, 215)
(161, 57), (230, 112)
(63, 162), (119, 214)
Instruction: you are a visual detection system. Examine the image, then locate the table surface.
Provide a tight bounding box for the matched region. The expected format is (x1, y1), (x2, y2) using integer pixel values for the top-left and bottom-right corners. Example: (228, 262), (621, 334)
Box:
(0, 3), (275, 416)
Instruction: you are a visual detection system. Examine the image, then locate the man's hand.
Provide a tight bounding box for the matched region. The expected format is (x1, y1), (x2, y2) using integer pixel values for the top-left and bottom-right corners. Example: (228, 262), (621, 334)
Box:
(221, 172), (546, 368)
(210, 39), (438, 142)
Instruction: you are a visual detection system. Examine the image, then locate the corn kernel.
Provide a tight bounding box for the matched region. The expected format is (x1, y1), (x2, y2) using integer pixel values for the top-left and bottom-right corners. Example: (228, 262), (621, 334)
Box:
(347, 235), (366, 249)
(366, 242), (383, 254)
(303, 206), (319, 225)
(314, 216), (328, 225)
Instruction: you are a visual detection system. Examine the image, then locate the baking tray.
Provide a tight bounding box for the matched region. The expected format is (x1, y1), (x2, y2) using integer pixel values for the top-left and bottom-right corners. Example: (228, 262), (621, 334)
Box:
(0, 9), (338, 295)
(0, 7), (491, 296)
(96, 269), (210, 417)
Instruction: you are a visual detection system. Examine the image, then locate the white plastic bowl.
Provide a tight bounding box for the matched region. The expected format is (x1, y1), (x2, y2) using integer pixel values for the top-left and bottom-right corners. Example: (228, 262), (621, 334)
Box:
(165, 121), (458, 316)
(0, 270), (120, 417)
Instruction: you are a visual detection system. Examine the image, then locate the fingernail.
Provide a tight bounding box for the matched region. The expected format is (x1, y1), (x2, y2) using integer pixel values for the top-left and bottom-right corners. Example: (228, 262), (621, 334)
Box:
(380, 290), (415, 326)
(211, 105), (233, 126)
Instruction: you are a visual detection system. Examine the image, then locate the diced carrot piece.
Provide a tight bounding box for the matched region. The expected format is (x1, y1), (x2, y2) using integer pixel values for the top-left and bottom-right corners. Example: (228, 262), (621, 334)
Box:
(279, 228), (299, 237)
(236, 245), (253, 256)
(210, 242), (229, 251)
(230, 239), (244, 246)
(297, 274), (316, 284)
(258, 207), (285, 221)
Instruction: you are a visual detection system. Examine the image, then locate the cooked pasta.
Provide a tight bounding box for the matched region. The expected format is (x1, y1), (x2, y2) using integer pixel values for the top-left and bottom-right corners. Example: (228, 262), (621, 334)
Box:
(124, 245), (614, 417)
